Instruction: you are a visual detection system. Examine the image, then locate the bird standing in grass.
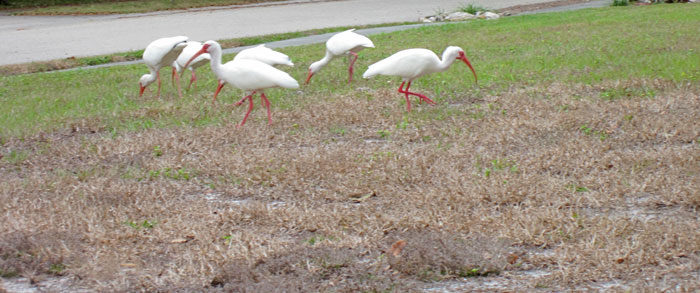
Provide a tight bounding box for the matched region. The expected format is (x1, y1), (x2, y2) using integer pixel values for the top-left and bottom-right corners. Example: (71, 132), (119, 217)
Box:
(184, 40), (299, 127)
(173, 41), (211, 90)
(362, 46), (477, 112)
(306, 29), (374, 84)
(139, 36), (189, 98)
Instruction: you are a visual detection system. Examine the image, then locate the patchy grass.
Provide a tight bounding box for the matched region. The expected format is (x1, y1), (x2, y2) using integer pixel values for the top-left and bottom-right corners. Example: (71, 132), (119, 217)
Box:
(1, 4), (699, 291)
(1, 78), (698, 291)
(0, 5), (697, 138)
(3, 0), (284, 15)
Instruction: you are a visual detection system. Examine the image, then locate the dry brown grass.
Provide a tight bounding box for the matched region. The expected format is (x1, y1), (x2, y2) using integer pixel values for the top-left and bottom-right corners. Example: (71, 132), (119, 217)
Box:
(1, 79), (699, 291)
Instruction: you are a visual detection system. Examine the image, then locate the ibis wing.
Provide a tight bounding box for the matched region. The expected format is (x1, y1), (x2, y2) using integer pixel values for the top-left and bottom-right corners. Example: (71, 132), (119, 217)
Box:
(176, 41), (211, 69)
(326, 30), (374, 55)
(226, 60), (299, 90)
(363, 49), (437, 79)
(234, 45), (294, 67)
(144, 36), (189, 67)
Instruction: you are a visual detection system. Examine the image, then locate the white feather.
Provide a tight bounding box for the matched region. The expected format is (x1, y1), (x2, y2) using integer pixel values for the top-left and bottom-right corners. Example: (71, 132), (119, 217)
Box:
(224, 59), (299, 90)
(234, 44), (294, 67)
(143, 36), (189, 70)
(326, 29), (375, 56)
(174, 41), (211, 73)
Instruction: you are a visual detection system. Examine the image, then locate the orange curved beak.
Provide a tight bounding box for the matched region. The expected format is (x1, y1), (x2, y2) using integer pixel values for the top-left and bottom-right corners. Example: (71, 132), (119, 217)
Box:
(305, 69), (314, 85)
(183, 44), (210, 72)
(139, 84), (146, 97)
(458, 51), (477, 84)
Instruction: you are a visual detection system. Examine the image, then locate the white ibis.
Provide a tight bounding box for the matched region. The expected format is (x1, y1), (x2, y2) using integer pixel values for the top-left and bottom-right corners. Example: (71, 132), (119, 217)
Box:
(139, 36), (189, 98)
(362, 46), (477, 112)
(173, 41), (211, 90)
(184, 40), (299, 127)
(306, 29), (374, 84)
(234, 44), (294, 67)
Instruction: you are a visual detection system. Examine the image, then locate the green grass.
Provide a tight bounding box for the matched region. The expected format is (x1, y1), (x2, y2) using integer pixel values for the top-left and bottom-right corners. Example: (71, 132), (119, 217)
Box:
(1, 4), (699, 138)
(3, 0), (284, 15)
(459, 3), (490, 14)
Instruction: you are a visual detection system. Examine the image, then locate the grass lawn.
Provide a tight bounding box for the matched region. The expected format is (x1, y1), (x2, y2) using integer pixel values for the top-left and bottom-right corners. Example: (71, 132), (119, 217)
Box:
(2, 0), (283, 15)
(1, 3), (699, 291)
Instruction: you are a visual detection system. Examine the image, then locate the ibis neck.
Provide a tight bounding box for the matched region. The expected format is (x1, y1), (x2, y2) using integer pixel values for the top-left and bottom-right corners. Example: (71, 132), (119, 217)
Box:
(208, 46), (223, 77)
(143, 67), (158, 86)
(437, 50), (458, 72)
(311, 50), (333, 72)
(148, 66), (158, 77)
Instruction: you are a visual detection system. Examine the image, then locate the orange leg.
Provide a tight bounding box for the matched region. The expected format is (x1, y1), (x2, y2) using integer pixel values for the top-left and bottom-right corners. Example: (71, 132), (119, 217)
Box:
(212, 81), (225, 104)
(239, 94), (255, 127)
(187, 70), (196, 90)
(174, 68), (182, 98)
(235, 91), (256, 106)
(260, 92), (272, 125)
(156, 71), (162, 97)
(398, 81), (411, 112)
(348, 51), (359, 83)
(398, 81), (435, 112)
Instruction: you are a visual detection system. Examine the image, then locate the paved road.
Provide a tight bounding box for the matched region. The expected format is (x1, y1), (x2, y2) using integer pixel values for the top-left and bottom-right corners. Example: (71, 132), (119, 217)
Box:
(0, 0), (552, 66)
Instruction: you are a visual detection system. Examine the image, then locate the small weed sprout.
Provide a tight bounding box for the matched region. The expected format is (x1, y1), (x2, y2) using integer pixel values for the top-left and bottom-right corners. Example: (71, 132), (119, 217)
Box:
(566, 183), (589, 193)
(459, 3), (489, 14)
(579, 124), (608, 141)
(330, 126), (347, 136)
(49, 263), (66, 275)
(146, 167), (193, 180)
(378, 129), (391, 139)
(477, 158), (518, 178)
(307, 234), (336, 246)
(396, 117), (409, 130)
(153, 145), (163, 157)
(125, 220), (157, 230)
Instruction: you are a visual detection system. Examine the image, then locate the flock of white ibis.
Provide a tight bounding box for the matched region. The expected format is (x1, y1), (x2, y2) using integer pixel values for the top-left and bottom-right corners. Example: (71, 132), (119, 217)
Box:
(138, 29), (478, 127)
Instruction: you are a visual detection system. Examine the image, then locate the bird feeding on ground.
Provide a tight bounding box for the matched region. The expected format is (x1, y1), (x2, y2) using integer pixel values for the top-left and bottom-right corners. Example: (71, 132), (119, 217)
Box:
(184, 40), (299, 127)
(362, 46), (477, 112)
(306, 29), (374, 84)
(233, 44), (294, 67)
(173, 41), (211, 90)
(139, 36), (189, 98)
(229, 44), (294, 107)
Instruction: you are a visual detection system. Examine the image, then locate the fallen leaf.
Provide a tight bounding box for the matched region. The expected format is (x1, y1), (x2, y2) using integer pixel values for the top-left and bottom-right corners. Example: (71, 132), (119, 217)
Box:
(507, 253), (520, 264)
(350, 191), (376, 203)
(390, 240), (406, 257)
(121, 263), (137, 268)
(171, 236), (193, 244)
